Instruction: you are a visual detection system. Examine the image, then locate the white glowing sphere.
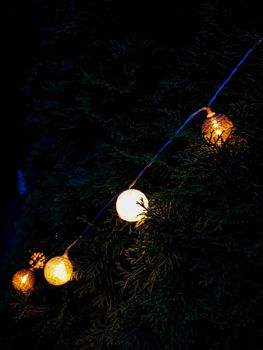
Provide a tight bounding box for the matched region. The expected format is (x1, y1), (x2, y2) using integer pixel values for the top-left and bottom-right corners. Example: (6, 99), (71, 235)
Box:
(116, 189), (149, 222)
(44, 254), (73, 286)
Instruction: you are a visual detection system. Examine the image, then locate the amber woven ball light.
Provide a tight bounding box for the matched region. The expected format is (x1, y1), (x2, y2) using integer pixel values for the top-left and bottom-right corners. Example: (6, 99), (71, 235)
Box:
(12, 268), (35, 293)
(201, 112), (234, 145)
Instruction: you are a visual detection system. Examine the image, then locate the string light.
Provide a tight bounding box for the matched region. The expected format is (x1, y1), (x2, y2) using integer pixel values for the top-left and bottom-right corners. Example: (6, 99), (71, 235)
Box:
(11, 37), (262, 290)
(116, 189), (149, 222)
(12, 252), (47, 293)
(12, 268), (35, 293)
(201, 108), (234, 145)
(43, 252), (73, 286)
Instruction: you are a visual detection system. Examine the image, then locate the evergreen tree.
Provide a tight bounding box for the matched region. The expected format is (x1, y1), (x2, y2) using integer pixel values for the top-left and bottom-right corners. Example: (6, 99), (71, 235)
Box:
(0, 1), (262, 349)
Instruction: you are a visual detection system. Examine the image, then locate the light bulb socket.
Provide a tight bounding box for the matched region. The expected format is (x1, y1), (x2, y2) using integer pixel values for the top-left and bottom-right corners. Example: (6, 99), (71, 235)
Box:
(206, 107), (216, 118)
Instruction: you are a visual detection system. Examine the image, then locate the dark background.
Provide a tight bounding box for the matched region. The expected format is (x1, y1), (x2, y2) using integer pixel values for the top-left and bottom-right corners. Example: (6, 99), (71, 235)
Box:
(1, 0), (262, 319)
(0, 1), (262, 349)
(1, 1), (202, 276)
(2, 0), (262, 188)
(1, 1), (45, 282)
(1, 0), (262, 282)
(2, 1), (261, 237)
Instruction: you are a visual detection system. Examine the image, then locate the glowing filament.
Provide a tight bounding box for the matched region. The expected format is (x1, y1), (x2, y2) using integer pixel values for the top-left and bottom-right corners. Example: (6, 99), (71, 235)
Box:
(21, 275), (28, 284)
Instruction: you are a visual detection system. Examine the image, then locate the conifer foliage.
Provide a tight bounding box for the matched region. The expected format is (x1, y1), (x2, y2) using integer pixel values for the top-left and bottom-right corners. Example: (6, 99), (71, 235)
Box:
(1, 1), (263, 349)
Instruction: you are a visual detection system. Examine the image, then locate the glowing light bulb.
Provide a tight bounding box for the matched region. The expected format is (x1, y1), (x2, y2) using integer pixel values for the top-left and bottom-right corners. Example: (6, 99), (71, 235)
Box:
(201, 111), (234, 145)
(44, 254), (73, 286)
(116, 189), (149, 222)
(12, 268), (35, 293)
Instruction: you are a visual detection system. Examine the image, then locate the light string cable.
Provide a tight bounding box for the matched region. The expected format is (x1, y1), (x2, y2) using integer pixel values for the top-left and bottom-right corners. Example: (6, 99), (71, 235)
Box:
(208, 37), (263, 107)
(65, 37), (263, 253)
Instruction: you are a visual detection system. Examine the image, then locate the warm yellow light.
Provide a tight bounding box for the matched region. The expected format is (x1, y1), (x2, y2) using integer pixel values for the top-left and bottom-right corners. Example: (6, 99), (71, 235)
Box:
(12, 268), (35, 293)
(116, 189), (149, 222)
(201, 113), (234, 145)
(28, 252), (47, 270)
(21, 275), (28, 283)
(44, 254), (73, 286)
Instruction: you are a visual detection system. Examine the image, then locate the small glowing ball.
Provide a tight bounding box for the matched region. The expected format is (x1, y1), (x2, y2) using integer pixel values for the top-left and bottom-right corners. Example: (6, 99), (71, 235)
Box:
(44, 254), (73, 286)
(28, 252), (47, 270)
(201, 113), (234, 145)
(12, 268), (35, 293)
(116, 189), (149, 222)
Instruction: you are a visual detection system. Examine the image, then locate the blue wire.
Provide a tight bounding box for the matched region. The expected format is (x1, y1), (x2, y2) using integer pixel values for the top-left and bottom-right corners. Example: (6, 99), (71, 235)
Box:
(67, 37), (263, 251)
(208, 38), (262, 107)
(128, 107), (207, 189)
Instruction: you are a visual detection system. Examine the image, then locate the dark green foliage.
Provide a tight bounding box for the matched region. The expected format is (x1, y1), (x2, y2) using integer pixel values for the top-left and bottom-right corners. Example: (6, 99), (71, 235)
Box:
(1, 1), (263, 349)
